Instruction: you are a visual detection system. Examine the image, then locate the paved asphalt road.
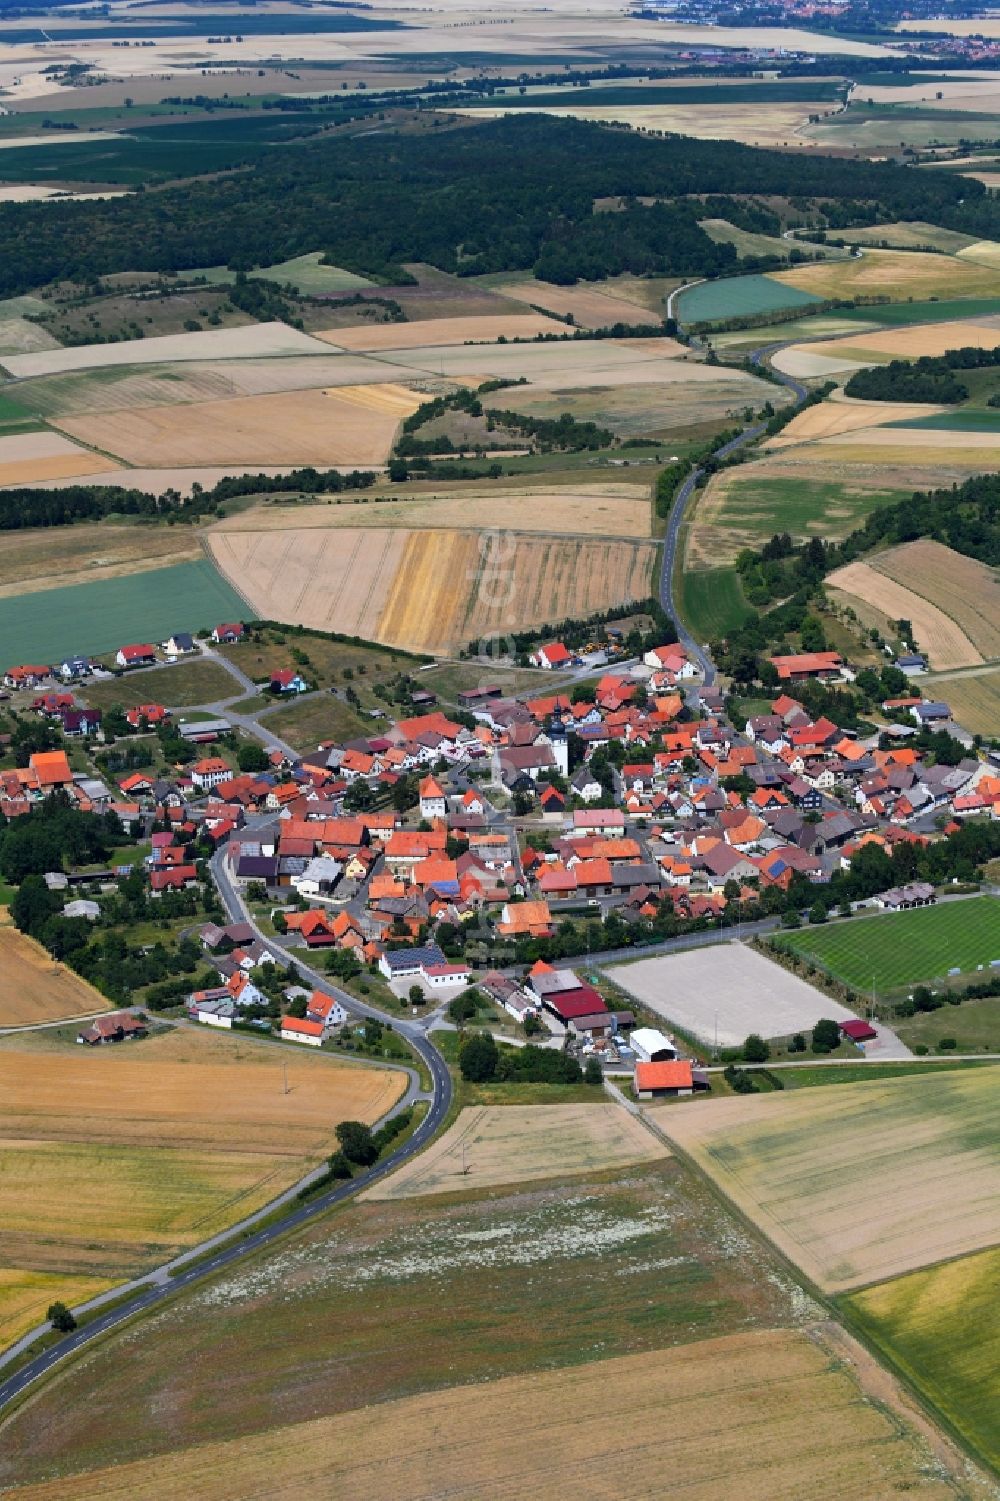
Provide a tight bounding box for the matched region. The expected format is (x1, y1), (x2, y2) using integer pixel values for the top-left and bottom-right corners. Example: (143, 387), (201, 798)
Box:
(0, 860), (453, 1416)
(657, 342), (808, 685)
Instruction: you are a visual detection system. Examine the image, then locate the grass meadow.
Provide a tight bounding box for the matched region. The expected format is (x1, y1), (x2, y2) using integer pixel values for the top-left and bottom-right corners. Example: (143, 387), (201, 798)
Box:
(714, 473), (904, 540)
(846, 1246), (1000, 1472)
(0, 559), (247, 666)
(771, 896), (1000, 993)
(677, 565), (750, 642)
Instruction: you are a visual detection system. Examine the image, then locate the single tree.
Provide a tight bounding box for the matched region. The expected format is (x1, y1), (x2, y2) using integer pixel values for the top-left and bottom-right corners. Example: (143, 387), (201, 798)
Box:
(811, 1017), (841, 1054)
(459, 1030), (499, 1083)
(743, 1033), (770, 1063)
(584, 1056), (603, 1085)
(335, 1120), (378, 1166)
(47, 1301), (77, 1333)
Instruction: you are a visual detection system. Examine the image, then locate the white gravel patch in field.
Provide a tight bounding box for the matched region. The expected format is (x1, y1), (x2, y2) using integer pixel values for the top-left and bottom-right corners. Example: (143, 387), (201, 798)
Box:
(191, 1198), (679, 1311)
(606, 942), (858, 1046)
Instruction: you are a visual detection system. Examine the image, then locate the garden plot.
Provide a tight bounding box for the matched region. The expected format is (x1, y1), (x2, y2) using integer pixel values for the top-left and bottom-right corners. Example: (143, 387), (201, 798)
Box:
(58, 384), (423, 468)
(322, 313), (566, 351)
(6, 1328), (959, 1501)
(0, 321), (334, 378)
(605, 942), (857, 1047)
(660, 1066), (1000, 1292)
(367, 1104), (666, 1200)
(0, 430), (119, 486)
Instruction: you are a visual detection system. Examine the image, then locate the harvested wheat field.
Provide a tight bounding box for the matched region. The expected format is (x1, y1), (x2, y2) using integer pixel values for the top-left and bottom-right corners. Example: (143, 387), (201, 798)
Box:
(828, 559), (982, 669)
(463, 101), (831, 149)
(807, 427), (1000, 470)
(771, 347), (871, 380)
(59, 384), (423, 468)
(766, 397), (944, 447)
(383, 337), (688, 388)
(774, 248), (1000, 301)
(322, 313), (566, 351)
(375, 531), (659, 654)
(0, 322), (333, 380)
(15, 355), (400, 421)
(212, 524), (657, 653)
(367, 1104), (666, 1200)
(210, 525), (407, 641)
(777, 320), (1000, 375)
(491, 278), (654, 330)
(211, 484), (653, 539)
(0, 431), (119, 486)
(4, 1328), (960, 1501)
(0, 1028), (404, 1281)
(660, 1067), (1000, 1293)
(0, 926), (110, 1029)
(0, 521), (201, 599)
(870, 539), (1000, 662)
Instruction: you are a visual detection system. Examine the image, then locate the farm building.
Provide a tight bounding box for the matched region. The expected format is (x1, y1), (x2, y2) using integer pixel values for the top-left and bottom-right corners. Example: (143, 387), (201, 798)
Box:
(76, 1011), (147, 1046)
(769, 651), (846, 683)
(630, 1027), (678, 1063)
(531, 642), (572, 670)
(635, 1060), (694, 1099)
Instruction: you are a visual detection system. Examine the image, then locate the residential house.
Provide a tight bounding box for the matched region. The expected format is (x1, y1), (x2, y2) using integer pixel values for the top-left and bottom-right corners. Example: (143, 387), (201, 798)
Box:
(116, 643), (157, 669)
(191, 756), (231, 791)
(305, 990), (347, 1028)
(270, 669), (308, 695)
(77, 1011), (146, 1046)
(212, 623), (245, 644)
(418, 774), (447, 820)
(281, 1016), (327, 1047)
(496, 900), (553, 938)
(165, 632), (196, 656)
(769, 651), (847, 683)
(531, 641), (572, 670)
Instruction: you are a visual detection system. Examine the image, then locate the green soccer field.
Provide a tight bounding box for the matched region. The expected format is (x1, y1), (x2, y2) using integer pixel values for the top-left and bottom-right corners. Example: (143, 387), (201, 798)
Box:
(771, 896), (1000, 993)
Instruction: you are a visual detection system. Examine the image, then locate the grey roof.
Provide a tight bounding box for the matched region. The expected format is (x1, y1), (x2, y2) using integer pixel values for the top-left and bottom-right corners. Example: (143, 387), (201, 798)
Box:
(382, 942), (446, 972)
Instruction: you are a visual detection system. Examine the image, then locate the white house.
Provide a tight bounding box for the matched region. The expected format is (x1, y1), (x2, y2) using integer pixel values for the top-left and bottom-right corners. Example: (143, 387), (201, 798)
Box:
(305, 990), (347, 1028)
(291, 855), (343, 900)
(191, 756), (231, 791)
(165, 633), (196, 657)
(419, 774), (447, 820)
(212, 623), (245, 644)
(281, 1016), (326, 1047)
(530, 641), (571, 670)
(421, 960), (471, 991)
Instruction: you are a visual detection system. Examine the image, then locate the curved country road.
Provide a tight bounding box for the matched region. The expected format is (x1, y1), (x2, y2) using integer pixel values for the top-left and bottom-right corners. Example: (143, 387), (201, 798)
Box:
(0, 865), (453, 1416)
(658, 340), (809, 682)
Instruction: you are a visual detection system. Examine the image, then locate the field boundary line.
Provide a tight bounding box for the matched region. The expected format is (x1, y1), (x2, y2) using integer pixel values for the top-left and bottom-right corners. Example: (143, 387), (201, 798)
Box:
(199, 531), (257, 618)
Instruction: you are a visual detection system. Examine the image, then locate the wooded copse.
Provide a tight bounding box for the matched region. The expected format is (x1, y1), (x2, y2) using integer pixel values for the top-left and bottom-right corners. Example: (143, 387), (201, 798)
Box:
(0, 114), (982, 296)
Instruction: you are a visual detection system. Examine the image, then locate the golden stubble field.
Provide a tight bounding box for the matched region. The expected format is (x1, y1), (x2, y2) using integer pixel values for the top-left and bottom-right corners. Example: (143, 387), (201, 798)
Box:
(660, 1068), (1000, 1293)
(0, 431), (120, 487)
(3, 1328), (960, 1501)
(210, 523), (658, 654)
(0, 1029), (404, 1342)
(0, 926), (110, 1028)
(774, 248), (1000, 301)
(828, 539), (1000, 670)
(0, 521), (202, 598)
(321, 313), (567, 350)
(58, 383), (425, 468)
(210, 484), (653, 539)
(366, 1103), (667, 1199)
(766, 397), (945, 448)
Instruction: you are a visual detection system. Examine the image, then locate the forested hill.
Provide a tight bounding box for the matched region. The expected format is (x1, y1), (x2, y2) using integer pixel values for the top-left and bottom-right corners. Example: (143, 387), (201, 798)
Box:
(0, 112), (984, 294)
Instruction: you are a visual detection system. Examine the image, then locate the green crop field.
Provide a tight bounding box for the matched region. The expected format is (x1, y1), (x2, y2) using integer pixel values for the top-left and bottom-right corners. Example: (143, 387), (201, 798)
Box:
(854, 297), (1000, 326)
(715, 474), (905, 540)
(189, 252), (374, 295)
(886, 409), (1000, 432)
(677, 274), (823, 325)
(0, 560), (247, 667)
(846, 1246), (1000, 1472)
(772, 896), (1000, 993)
(677, 565), (750, 642)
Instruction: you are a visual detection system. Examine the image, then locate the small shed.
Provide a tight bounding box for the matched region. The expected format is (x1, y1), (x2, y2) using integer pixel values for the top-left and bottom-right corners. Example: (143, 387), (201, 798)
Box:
(630, 1026), (677, 1063)
(840, 1019), (877, 1043)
